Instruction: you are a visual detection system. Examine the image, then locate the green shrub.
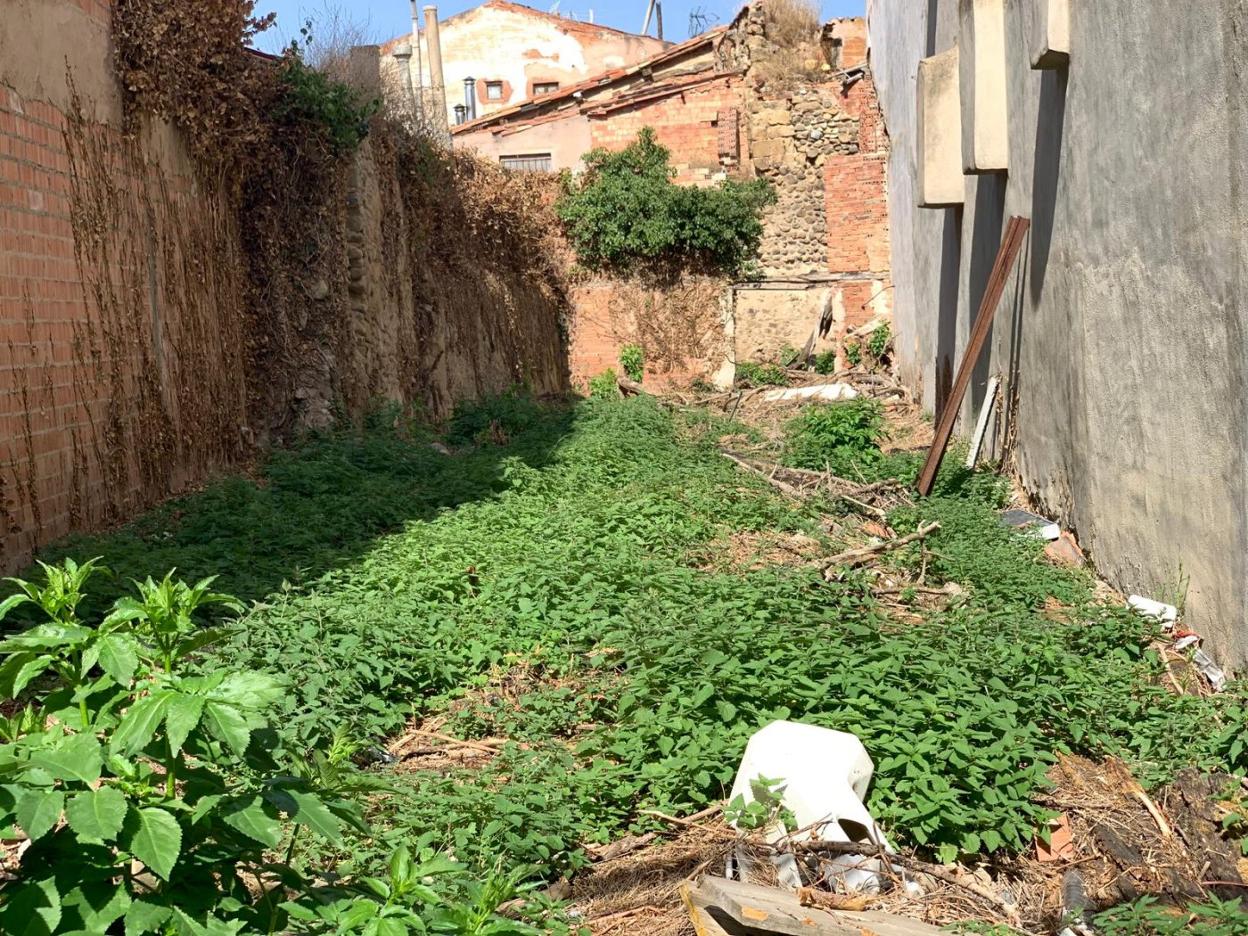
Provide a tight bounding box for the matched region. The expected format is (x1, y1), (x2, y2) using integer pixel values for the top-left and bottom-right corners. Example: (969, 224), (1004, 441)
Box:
(0, 560), (363, 934)
(813, 351), (837, 375)
(619, 345), (645, 383)
(845, 341), (862, 367)
(867, 322), (892, 361)
(588, 369), (620, 399)
(272, 51), (379, 154)
(783, 400), (885, 475)
(556, 128), (775, 275)
(736, 362), (790, 387)
(446, 389), (545, 446)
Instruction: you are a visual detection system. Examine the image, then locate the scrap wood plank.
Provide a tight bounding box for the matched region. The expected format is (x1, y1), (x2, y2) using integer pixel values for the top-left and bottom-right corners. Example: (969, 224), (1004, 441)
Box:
(916, 217), (1031, 496)
(682, 876), (945, 936)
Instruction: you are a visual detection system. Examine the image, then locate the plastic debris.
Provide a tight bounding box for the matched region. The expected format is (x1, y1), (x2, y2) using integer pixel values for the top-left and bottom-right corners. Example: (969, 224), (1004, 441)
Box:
(1193, 648), (1228, 692)
(1000, 509), (1061, 541)
(1128, 595), (1179, 628)
(762, 384), (860, 403)
(727, 721), (909, 894)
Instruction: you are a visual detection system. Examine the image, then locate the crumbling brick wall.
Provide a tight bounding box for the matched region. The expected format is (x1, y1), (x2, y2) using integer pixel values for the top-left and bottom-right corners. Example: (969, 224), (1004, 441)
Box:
(722, 5), (891, 365)
(587, 76), (745, 184)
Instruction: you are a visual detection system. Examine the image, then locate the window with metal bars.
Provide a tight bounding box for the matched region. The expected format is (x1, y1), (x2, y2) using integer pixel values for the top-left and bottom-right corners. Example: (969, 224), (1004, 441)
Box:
(500, 153), (553, 172)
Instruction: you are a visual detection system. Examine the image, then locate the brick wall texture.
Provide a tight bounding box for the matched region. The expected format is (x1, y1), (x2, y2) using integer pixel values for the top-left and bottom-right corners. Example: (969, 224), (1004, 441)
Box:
(0, 0), (570, 571)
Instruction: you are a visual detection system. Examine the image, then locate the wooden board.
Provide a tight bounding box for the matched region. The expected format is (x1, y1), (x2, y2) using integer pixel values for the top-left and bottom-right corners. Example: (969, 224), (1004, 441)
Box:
(916, 216), (1030, 496)
(682, 876), (946, 936)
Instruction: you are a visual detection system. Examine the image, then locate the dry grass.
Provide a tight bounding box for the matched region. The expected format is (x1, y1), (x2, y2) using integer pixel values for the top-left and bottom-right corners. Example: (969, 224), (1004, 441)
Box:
(760, 0), (822, 51)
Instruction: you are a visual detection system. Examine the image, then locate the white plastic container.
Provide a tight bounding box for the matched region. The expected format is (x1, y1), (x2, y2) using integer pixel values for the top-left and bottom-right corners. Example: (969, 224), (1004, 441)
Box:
(728, 721), (896, 892)
(1127, 595), (1178, 627)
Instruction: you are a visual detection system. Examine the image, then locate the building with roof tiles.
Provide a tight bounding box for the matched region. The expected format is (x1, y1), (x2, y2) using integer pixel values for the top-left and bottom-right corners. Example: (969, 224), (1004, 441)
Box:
(381, 0), (669, 129)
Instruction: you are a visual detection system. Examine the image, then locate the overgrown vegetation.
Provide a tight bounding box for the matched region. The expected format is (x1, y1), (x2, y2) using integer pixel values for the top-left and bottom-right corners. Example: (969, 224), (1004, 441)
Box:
(557, 129), (776, 275)
(618, 345), (645, 383)
(735, 361), (790, 387)
(13, 395), (1248, 931)
(783, 399), (887, 476)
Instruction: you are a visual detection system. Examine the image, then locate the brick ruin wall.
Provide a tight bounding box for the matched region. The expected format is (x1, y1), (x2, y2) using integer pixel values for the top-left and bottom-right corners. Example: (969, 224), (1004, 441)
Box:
(566, 8), (892, 386)
(0, 0), (568, 570)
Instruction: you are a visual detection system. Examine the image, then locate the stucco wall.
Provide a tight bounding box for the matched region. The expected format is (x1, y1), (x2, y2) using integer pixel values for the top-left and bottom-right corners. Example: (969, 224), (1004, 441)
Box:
(869, 0), (1248, 662)
(455, 115), (593, 172)
(384, 1), (667, 126)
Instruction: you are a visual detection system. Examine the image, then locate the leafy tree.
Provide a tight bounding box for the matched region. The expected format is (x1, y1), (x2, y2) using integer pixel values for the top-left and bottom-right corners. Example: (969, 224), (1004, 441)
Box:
(557, 128), (775, 275)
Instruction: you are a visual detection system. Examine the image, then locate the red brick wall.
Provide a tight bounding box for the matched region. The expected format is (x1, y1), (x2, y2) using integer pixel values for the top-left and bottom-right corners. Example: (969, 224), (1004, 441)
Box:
(588, 77), (744, 184)
(824, 71), (891, 344)
(0, 0), (251, 568)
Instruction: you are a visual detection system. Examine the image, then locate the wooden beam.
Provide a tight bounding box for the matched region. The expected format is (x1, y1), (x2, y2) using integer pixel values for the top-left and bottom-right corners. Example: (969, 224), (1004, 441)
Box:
(682, 876), (946, 936)
(916, 216), (1030, 496)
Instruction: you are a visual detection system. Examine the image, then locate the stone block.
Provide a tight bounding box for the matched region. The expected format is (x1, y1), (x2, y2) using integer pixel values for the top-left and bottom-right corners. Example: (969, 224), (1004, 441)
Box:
(1025, 0), (1070, 69)
(958, 0), (1009, 174)
(916, 47), (964, 208)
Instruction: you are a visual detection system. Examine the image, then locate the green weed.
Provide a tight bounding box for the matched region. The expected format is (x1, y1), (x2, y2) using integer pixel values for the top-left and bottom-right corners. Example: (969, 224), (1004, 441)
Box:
(735, 362), (790, 387)
(21, 394), (1248, 896)
(619, 345), (644, 383)
(588, 370), (619, 399)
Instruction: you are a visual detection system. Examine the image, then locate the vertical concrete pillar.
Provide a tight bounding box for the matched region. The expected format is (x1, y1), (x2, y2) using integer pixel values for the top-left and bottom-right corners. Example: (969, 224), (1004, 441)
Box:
(958, 0), (1009, 174)
(423, 5), (449, 136)
(1026, 0), (1070, 69)
(917, 47), (965, 208)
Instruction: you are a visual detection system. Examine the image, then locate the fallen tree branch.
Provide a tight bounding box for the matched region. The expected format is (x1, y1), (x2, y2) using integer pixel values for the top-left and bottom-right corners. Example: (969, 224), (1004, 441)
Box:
(403, 728), (506, 755)
(823, 522), (941, 577)
(721, 451), (805, 499)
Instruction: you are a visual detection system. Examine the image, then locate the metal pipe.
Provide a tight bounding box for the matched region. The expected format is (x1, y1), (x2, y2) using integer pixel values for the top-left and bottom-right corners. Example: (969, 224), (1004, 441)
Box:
(408, 0), (426, 121)
(463, 76), (476, 121)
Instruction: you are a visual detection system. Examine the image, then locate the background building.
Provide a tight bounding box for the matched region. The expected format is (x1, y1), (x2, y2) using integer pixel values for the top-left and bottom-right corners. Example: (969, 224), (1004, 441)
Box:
(381, 0), (668, 128)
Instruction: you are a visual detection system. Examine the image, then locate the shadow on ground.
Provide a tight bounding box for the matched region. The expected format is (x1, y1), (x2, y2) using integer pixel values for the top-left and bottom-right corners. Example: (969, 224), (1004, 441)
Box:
(23, 395), (579, 619)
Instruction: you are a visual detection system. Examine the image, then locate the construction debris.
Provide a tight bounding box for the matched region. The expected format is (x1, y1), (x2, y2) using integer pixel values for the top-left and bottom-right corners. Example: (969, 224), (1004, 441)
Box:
(965, 376), (1000, 470)
(762, 384), (861, 403)
(681, 876), (944, 936)
(728, 722), (898, 893)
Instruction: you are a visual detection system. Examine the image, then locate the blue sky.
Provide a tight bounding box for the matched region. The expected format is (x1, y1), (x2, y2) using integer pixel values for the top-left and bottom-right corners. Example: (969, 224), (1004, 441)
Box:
(253, 0), (866, 51)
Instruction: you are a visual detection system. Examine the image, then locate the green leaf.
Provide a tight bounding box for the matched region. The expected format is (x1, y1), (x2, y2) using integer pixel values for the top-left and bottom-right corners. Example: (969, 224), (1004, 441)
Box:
(61, 880), (131, 932)
(213, 672), (285, 711)
(65, 786), (128, 842)
(202, 701), (251, 756)
(0, 652), (53, 699)
(123, 806), (182, 881)
(286, 789), (343, 843)
(164, 694), (205, 756)
(0, 592), (31, 621)
(30, 732), (103, 784)
(220, 795), (281, 847)
(97, 633), (139, 686)
(124, 899), (172, 936)
(715, 700), (737, 722)
(0, 876), (61, 936)
(112, 692), (174, 756)
(16, 789), (64, 841)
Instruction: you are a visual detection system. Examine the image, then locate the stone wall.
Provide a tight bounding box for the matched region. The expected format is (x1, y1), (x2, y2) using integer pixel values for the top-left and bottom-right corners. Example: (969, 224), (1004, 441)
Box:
(0, 0), (569, 571)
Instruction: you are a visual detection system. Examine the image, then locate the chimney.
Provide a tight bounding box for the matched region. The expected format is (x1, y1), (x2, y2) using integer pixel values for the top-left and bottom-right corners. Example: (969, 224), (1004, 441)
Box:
(423, 5), (449, 134)
(463, 76), (476, 121)
(408, 0), (425, 119)
(392, 44), (416, 114)
(454, 104), (467, 125)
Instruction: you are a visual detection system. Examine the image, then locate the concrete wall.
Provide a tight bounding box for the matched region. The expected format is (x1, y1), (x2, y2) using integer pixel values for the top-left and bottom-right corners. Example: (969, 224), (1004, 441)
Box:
(869, 0), (1248, 662)
(455, 114), (593, 173)
(383, 0), (667, 125)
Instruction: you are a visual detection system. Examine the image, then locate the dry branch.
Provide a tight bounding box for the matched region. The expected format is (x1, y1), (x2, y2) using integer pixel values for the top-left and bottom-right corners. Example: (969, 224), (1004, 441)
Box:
(823, 522), (941, 576)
